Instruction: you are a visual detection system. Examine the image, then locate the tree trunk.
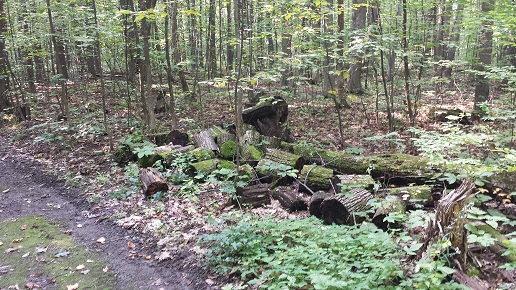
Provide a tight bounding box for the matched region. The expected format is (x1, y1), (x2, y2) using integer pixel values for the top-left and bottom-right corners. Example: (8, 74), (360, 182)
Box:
(265, 148), (304, 170)
(349, 0), (367, 94)
(474, 0), (494, 111)
(170, 0), (189, 93)
(207, 0), (217, 78)
(0, 0), (10, 111)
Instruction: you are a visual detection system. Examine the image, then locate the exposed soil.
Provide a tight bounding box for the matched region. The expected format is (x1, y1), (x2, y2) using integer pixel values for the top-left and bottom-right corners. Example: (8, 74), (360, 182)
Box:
(0, 138), (214, 290)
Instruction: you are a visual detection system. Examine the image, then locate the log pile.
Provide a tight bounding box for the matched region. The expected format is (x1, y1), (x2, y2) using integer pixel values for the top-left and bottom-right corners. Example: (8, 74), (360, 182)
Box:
(119, 97), (496, 240)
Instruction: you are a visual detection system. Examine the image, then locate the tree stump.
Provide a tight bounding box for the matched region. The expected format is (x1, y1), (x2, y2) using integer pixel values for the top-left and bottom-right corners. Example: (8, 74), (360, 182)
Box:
(167, 130), (190, 146)
(235, 183), (271, 207)
(271, 186), (308, 211)
(193, 130), (219, 151)
(242, 96), (290, 141)
(139, 168), (169, 198)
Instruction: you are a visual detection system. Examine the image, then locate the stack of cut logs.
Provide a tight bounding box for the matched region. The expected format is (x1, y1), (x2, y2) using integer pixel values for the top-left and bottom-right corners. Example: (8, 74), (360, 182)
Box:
(126, 96), (514, 230)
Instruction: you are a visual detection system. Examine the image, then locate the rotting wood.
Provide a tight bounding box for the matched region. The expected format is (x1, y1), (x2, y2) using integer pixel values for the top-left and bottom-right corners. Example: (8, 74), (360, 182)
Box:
(309, 191), (334, 219)
(265, 148), (304, 170)
(319, 188), (373, 225)
(332, 174), (375, 192)
(419, 179), (475, 267)
(452, 271), (489, 290)
(242, 96), (290, 141)
(272, 186), (307, 211)
(193, 129), (219, 151)
(167, 129), (190, 146)
(372, 195), (406, 231)
(235, 183), (271, 208)
(139, 167), (169, 198)
(300, 165), (333, 192)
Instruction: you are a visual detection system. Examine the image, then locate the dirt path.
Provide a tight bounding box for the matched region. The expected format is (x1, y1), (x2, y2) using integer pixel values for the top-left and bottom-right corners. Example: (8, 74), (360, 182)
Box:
(0, 144), (212, 290)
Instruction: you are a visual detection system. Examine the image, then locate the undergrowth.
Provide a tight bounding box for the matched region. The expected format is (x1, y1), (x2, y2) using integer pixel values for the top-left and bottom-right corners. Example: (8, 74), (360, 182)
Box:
(201, 216), (463, 289)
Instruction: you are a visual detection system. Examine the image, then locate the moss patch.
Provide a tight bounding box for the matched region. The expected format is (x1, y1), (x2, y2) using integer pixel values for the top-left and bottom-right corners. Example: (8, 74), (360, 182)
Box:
(0, 216), (115, 289)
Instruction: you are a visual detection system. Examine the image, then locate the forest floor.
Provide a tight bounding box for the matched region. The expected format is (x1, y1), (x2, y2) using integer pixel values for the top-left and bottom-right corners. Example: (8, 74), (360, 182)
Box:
(0, 81), (515, 289)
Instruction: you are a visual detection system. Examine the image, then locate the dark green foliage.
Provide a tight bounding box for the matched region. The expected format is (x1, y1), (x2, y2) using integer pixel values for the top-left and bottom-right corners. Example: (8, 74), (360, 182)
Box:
(201, 216), (404, 289)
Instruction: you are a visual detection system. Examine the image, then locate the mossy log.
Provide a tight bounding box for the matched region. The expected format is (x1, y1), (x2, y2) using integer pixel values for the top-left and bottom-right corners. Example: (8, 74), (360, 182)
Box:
(300, 165), (333, 192)
(255, 159), (294, 185)
(138, 154), (164, 168)
(235, 183), (270, 208)
(210, 126), (227, 141)
(220, 140), (238, 160)
(265, 148), (304, 170)
(319, 188), (373, 225)
(293, 144), (437, 184)
(309, 191), (334, 218)
(241, 144), (263, 165)
(377, 185), (434, 209)
(332, 174), (375, 193)
(193, 129), (219, 151)
(189, 159), (219, 175)
(272, 186), (308, 211)
(372, 196), (406, 231)
(216, 132), (236, 146)
(189, 147), (215, 161)
(139, 168), (169, 198)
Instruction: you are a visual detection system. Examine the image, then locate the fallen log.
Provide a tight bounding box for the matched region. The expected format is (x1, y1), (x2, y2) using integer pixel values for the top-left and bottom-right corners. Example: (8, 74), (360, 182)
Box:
(308, 191), (334, 219)
(235, 183), (271, 207)
(219, 140), (238, 160)
(376, 185), (435, 209)
(293, 144), (438, 184)
(189, 147), (216, 161)
(332, 174), (375, 192)
(265, 148), (304, 170)
(193, 130), (219, 151)
(139, 168), (169, 198)
(452, 271), (489, 290)
(271, 186), (308, 211)
(255, 159), (295, 185)
(300, 165), (333, 192)
(167, 130), (190, 146)
(319, 188), (373, 225)
(372, 195), (406, 231)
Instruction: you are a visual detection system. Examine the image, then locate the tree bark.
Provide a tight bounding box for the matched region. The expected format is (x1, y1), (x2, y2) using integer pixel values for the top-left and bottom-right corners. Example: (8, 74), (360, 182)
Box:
(271, 186), (307, 211)
(139, 167), (169, 197)
(193, 129), (219, 151)
(235, 183), (270, 207)
(474, 0), (494, 111)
